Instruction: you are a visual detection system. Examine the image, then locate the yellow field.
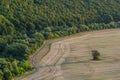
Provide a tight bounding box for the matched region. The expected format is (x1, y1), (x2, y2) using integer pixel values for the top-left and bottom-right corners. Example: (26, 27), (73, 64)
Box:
(21, 29), (120, 80)
(62, 30), (120, 80)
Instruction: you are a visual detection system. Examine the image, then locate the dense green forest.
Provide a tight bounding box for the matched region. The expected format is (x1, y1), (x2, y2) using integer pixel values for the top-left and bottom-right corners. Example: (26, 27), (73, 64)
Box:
(0, 0), (120, 79)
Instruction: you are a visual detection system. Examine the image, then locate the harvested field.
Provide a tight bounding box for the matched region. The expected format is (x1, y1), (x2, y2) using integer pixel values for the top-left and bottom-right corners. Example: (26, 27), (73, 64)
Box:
(20, 29), (120, 80)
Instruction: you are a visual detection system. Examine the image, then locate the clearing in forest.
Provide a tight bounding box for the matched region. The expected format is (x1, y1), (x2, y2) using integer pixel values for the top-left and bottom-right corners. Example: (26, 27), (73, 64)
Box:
(21, 29), (120, 80)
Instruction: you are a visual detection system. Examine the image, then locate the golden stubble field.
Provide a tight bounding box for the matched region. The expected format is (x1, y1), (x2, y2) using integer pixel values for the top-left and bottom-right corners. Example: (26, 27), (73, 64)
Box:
(21, 29), (120, 80)
(61, 30), (120, 80)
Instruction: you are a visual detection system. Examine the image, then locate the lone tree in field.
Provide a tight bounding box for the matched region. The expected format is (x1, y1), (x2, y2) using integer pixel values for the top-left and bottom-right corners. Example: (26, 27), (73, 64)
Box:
(92, 50), (101, 60)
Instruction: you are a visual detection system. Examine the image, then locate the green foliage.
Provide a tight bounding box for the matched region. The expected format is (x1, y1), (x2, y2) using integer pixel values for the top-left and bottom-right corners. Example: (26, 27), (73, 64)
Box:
(79, 25), (89, 31)
(92, 50), (101, 60)
(11, 60), (32, 76)
(0, 70), (3, 80)
(3, 69), (14, 80)
(0, 59), (13, 80)
(0, 15), (14, 36)
(0, 58), (32, 79)
(0, 41), (6, 52)
(116, 21), (120, 28)
(0, 0), (120, 79)
(5, 43), (29, 60)
(1, 0), (120, 32)
(109, 22), (117, 28)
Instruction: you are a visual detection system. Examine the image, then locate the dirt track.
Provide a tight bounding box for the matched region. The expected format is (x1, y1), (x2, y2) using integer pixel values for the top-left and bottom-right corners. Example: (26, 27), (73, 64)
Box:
(19, 29), (120, 80)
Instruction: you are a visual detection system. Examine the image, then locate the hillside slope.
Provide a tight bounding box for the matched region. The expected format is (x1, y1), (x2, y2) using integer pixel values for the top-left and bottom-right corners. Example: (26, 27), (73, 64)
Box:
(1, 0), (120, 31)
(0, 0), (120, 79)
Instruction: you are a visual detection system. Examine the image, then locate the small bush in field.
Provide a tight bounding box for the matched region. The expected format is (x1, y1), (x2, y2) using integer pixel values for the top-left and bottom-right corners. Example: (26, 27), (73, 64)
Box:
(92, 50), (101, 60)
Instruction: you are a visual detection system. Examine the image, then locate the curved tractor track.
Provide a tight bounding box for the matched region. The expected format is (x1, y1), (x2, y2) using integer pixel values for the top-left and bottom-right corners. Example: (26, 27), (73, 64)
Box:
(19, 40), (69, 80)
(18, 29), (120, 80)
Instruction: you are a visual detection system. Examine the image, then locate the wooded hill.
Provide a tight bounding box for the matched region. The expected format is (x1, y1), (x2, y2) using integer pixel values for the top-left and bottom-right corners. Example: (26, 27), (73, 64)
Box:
(0, 0), (120, 79)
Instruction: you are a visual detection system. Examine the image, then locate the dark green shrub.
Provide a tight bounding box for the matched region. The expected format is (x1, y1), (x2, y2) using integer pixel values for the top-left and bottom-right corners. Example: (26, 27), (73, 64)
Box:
(92, 50), (101, 60)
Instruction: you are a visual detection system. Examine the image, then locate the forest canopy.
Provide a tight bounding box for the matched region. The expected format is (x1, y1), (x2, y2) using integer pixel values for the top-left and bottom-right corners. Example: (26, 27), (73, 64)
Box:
(0, 0), (120, 79)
